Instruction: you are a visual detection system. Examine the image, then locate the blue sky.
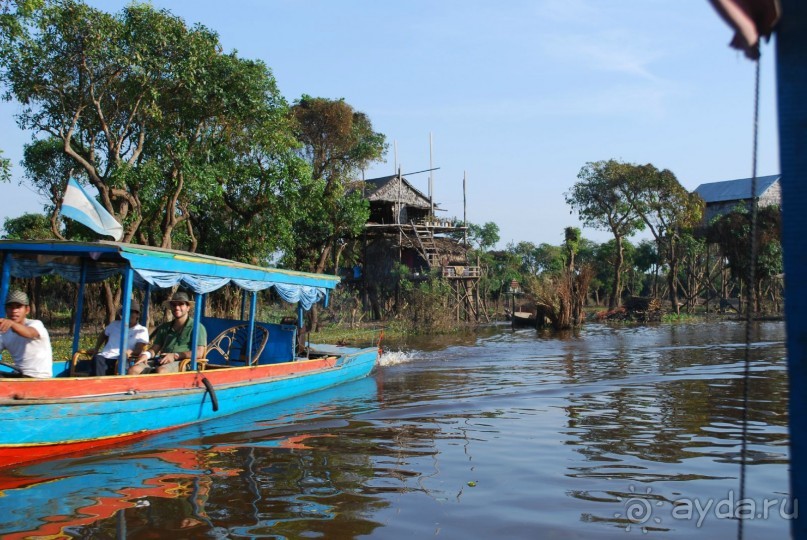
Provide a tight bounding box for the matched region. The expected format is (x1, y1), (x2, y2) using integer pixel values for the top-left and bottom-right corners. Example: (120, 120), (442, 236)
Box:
(0, 0), (779, 247)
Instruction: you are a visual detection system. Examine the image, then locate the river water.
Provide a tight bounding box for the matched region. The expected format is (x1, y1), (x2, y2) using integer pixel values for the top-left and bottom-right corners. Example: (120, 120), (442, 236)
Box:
(0, 321), (790, 539)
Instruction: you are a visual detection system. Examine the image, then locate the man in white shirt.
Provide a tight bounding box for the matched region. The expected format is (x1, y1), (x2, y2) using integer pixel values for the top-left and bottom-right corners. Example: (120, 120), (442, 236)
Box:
(0, 289), (53, 378)
(89, 300), (150, 376)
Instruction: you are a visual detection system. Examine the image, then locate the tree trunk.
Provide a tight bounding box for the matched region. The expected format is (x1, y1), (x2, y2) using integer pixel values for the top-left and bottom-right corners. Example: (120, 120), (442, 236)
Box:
(666, 235), (681, 315)
(102, 282), (117, 324)
(609, 235), (624, 310)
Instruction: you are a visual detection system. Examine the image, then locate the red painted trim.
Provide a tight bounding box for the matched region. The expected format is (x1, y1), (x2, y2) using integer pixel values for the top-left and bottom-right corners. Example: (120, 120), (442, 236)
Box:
(0, 357), (338, 400)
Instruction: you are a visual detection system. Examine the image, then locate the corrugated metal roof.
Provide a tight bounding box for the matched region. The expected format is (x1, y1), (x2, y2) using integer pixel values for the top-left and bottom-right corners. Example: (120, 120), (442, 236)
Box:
(693, 174), (780, 203)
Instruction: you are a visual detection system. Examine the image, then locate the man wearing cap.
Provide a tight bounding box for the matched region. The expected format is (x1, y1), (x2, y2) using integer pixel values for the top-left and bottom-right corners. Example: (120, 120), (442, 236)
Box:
(88, 301), (150, 376)
(0, 289), (53, 378)
(129, 291), (206, 375)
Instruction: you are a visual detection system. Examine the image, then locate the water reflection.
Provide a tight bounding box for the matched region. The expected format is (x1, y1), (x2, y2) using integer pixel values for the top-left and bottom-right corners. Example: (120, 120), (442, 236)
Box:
(0, 377), (388, 538)
(0, 321), (790, 539)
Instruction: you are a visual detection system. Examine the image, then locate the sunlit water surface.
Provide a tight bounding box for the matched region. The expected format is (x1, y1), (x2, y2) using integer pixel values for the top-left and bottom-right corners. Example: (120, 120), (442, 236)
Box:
(0, 321), (790, 539)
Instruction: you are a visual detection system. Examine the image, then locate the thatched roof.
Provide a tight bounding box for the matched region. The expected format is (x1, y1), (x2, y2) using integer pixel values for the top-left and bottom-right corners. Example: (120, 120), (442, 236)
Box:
(362, 175), (439, 210)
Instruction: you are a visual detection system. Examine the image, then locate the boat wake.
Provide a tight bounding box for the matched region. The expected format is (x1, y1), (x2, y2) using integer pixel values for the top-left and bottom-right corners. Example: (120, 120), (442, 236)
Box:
(378, 350), (417, 367)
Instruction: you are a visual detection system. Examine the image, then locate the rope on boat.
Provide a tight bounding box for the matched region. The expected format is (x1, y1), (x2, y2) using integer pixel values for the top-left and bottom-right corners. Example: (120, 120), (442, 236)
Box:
(738, 51), (762, 540)
(201, 377), (219, 412)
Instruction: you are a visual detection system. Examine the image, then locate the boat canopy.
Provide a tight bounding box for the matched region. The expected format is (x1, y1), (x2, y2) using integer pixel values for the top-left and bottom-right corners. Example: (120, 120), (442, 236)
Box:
(0, 240), (340, 310)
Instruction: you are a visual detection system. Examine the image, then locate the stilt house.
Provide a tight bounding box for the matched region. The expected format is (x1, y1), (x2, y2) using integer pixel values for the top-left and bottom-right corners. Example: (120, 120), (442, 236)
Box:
(694, 174), (781, 223)
(358, 172), (480, 320)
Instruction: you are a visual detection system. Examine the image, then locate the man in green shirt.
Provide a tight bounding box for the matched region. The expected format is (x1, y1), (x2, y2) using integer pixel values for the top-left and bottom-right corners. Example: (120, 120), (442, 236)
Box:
(129, 291), (207, 375)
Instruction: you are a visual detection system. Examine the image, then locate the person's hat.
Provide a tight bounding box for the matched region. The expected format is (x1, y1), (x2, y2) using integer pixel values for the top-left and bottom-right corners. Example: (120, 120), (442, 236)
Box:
(129, 300), (141, 313)
(5, 290), (29, 306)
(168, 291), (192, 305)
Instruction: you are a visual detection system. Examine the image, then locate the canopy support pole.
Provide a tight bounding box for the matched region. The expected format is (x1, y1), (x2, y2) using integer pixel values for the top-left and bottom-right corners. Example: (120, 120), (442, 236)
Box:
(141, 282), (151, 327)
(71, 259), (88, 358)
(0, 253), (11, 305)
(247, 291), (257, 364)
(117, 267), (134, 375)
(189, 292), (203, 371)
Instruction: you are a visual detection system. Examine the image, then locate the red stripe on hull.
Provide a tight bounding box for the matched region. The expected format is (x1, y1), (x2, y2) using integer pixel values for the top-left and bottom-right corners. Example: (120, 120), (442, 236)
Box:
(0, 357), (338, 400)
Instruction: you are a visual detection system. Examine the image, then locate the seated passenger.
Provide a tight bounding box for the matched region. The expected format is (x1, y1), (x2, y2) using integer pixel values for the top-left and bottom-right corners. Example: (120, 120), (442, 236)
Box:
(88, 301), (149, 376)
(0, 289), (53, 378)
(129, 291), (206, 374)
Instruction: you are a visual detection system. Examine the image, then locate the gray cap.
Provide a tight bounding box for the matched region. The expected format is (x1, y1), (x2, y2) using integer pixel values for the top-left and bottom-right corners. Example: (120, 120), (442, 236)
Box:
(5, 290), (29, 306)
(129, 300), (141, 313)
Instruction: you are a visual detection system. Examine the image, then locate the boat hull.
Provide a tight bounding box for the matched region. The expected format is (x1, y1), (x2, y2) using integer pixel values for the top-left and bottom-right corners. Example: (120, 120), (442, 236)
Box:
(0, 345), (378, 468)
(511, 312), (537, 328)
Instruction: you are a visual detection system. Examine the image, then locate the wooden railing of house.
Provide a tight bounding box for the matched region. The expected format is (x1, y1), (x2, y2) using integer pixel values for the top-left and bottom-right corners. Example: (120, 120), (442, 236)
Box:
(442, 265), (480, 279)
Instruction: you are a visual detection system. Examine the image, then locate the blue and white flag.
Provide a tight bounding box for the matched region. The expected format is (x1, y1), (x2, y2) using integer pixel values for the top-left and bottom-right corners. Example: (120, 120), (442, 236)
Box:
(61, 178), (123, 241)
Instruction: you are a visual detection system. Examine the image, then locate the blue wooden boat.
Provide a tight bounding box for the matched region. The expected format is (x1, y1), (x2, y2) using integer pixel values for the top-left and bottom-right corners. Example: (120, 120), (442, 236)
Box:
(0, 240), (379, 467)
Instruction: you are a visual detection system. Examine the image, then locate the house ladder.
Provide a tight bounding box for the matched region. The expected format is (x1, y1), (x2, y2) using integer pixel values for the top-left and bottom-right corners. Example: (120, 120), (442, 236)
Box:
(411, 221), (441, 268)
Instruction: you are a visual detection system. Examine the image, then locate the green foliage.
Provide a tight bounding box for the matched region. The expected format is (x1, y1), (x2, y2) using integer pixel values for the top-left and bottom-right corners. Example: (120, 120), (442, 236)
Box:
(634, 239), (658, 274)
(465, 221), (500, 251)
(20, 137), (74, 236)
(0, 0), (43, 50)
(661, 312), (701, 323)
(2, 0), (305, 257)
(708, 206), (782, 310)
(393, 267), (458, 332)
(287, 96), (386, 273)
(0, 149), (10, 183)
(566, 160), (646, 238)
(3, 212), (51, 239)
(292, 96), (387, 185)
(563, 226), (581, 268)
(507, 241), (539, 275)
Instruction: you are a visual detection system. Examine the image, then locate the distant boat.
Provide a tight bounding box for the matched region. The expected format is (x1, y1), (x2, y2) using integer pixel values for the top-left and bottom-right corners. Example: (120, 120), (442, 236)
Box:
(0, 240), (379, 468)
(510, 311), (537, 328)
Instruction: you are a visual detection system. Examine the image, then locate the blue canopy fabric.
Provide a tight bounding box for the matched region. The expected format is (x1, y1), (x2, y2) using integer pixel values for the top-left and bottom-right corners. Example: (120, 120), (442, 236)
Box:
(0, 241), (338, 311)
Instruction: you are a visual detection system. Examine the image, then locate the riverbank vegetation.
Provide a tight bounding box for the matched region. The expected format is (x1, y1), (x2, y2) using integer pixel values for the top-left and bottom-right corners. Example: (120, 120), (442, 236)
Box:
(0, 1), (783, 338)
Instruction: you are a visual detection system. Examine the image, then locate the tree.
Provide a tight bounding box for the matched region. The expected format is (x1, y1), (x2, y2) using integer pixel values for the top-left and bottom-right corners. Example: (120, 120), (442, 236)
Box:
(566, 160), (645, 309)
(3, 1), (308, 322)
(708, 206), (782, 312)
(594, 238), (638, 298)
(187, 92), (311, 264)
(535, 243), (565, 275)
(563, 227), (581, 272)
(1, 1), (303, 251)
(288, 96), (387, 275)
(20, 137), (77, 238)
(634, 239), (659, 295)
(466, 221), (500, 251)
(618, 164), (704, 314)
(507, 241), (540, 275)
(576, 237), (605, 305)
(287, 96), (386, 331)
(562, 227), (588, 325)
(3, 213), (51, 240)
